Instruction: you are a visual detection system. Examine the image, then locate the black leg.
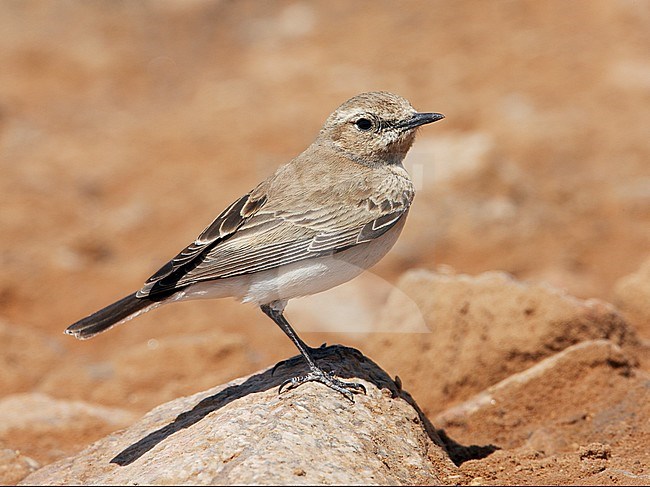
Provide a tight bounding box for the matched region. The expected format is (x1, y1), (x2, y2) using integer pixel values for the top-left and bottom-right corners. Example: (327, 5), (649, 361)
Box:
(270, 341), (328, 377)
(260, 301), (366, 402)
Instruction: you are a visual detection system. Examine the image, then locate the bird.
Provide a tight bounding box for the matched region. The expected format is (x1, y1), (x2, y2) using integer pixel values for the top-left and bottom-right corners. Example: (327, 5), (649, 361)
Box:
(65, 91), (444, 401)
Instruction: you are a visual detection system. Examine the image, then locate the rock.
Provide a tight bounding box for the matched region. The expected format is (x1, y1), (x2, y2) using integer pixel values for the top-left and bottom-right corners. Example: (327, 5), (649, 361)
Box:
(21, 346), (460, 485)
(434, 339), (636, 446)
(0, 393), (137, 470)
(364, 269), (638, 415)
(578, 442), (611, 475)
(435, 340), (650, 485)
(0, 449), (40, 485)
(613, 256), (650, 337)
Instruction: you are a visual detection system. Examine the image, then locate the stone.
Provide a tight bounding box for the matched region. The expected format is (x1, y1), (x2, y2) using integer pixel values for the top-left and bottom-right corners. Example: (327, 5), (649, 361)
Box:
(434, 340), (650, 485)
(364, 269), (638, 415)
(21, 346), (460, 486)
(0, 449), (40, 485)
(0, 393), (137, 473)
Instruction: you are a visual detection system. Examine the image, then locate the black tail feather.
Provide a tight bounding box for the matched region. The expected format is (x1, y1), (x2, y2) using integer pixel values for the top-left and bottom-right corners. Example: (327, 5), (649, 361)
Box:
(65, 292), (156, 340)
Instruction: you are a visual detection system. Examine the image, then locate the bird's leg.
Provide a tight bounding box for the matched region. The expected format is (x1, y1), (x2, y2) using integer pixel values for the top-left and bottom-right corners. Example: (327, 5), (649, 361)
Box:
(270, 341), (328, 377)
(260, 301), (366, 402)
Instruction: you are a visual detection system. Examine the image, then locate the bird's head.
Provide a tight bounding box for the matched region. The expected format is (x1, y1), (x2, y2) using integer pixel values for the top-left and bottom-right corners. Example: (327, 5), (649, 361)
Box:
(318, 91), (444, 166)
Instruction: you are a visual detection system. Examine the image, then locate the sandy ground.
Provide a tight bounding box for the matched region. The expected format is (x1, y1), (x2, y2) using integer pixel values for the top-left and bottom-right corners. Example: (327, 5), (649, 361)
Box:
(1, 1), (649, 484)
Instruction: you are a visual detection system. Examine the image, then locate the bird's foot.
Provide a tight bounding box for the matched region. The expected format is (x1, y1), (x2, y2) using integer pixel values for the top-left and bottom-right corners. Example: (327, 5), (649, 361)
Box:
(278, 366), (366, 402)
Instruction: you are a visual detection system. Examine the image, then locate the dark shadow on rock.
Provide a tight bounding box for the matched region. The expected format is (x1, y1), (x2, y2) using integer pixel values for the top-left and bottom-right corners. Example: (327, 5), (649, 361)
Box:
(390, 374), (499, 466)
(434, 429), (500, 466)
(111, 344), (497, 467)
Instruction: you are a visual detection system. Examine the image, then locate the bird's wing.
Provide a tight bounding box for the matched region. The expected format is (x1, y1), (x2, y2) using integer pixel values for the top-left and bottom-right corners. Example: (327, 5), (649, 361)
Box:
(136, 190), (268, 297)
(140, 191), (411, 295)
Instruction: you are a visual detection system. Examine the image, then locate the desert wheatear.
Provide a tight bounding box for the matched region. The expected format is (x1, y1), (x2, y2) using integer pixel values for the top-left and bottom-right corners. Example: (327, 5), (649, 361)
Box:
(66, 92), (444, 400)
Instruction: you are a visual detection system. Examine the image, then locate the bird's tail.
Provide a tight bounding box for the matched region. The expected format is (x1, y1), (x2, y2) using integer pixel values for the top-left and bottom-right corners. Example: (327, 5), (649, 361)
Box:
(65, 292), (162, 340)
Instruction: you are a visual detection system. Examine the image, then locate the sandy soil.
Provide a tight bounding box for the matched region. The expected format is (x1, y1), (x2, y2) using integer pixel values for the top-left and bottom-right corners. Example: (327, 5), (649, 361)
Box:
(1, 1), (649, 484)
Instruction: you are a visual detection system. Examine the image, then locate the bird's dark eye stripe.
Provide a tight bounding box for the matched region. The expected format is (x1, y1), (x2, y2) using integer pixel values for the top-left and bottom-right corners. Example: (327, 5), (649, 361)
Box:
(354, 118), (373, 131)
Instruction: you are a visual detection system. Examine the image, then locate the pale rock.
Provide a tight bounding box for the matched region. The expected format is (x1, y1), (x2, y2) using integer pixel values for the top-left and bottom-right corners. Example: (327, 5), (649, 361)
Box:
(0, 393), (137, 473)
(21, 346), (460, 486)
(0, 449), (40, 485)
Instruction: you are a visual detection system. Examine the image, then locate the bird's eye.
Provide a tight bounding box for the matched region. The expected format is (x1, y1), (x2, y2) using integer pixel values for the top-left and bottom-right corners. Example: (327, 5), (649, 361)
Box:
(354, 118), (374, 131)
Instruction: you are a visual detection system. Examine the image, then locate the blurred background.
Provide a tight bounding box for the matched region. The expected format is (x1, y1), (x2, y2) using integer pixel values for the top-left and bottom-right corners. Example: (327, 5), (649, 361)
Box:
(1, 0), (649, 469)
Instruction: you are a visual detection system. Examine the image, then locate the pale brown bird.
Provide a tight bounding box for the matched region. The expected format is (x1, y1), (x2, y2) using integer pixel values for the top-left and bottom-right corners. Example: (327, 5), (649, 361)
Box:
(66, 91), (444, 400)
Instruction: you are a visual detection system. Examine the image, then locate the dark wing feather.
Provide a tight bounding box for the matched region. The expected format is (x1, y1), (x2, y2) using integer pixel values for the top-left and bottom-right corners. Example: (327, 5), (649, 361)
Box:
(356, 211), (404, 243)
(137, 192), (267, 297)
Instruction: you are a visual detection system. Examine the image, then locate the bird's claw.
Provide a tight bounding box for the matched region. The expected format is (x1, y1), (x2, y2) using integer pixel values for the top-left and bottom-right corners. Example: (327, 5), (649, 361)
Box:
(278, 368), (366, 402)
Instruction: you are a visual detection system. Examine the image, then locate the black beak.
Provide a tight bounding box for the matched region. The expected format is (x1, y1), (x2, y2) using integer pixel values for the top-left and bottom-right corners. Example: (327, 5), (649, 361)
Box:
(398, 112), (445, 130)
